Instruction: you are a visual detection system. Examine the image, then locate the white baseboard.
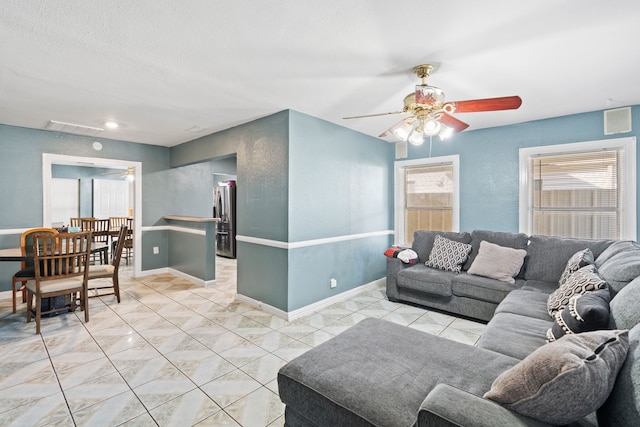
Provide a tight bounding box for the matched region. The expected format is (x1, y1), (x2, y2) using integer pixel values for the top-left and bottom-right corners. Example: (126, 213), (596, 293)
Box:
(235, 277), (385, 321)
(136, 267), (170, 277)
(137, 267), (215, 287)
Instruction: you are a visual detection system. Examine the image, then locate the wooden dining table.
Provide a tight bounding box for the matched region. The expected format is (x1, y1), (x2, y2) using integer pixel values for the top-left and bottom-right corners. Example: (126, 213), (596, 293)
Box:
(0, 242), (109, 262)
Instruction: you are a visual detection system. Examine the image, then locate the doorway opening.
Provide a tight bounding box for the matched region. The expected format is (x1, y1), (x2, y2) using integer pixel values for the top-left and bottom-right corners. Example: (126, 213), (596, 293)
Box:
(42, 153), (142, 276)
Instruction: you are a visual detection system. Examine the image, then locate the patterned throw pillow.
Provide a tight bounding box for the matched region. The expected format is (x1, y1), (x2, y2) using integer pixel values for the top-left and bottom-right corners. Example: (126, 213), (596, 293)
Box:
(425, 235), (472, 273)
(558, 248), (594, 287)
(547, 265), (607, 316)
(546, 288), (611, 342)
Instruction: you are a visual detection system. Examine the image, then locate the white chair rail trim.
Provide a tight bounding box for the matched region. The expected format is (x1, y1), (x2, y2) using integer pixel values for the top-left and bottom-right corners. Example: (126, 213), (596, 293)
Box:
(236, 229), (394, 250)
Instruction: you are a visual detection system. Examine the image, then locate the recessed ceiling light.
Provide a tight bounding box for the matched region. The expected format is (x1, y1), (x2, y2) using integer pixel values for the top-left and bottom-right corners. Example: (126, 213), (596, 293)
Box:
(105, 121), (119, 129)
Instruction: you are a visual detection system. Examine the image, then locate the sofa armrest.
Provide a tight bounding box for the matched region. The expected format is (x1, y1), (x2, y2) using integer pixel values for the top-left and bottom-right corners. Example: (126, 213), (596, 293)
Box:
(386, 257), (415, 300)
(418, 384), (552, 427)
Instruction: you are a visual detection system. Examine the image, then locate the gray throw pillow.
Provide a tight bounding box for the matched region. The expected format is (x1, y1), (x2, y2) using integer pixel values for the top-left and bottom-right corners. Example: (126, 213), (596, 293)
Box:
(547, 264), (607, 316)
(484, 329), (629, 425)
(467, 241), (527, 285)
(425, 234), (472, 273)
(558, 248), (594, 287)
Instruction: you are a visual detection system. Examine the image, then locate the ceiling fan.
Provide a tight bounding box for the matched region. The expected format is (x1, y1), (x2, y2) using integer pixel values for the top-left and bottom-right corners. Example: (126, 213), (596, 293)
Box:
(102, 167), (135, 179)
(343, 64), (522, 145)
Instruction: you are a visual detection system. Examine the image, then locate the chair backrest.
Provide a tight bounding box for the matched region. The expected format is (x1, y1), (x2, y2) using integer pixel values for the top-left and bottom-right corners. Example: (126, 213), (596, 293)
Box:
(111, 225), (128, 269)
(93, 219), (110, 243)
(80, 218), (97, 231)
(69, 218), (81, 228)
(20, 227), (59, 269)
(109, 217), (129, 229)
(32, 231), (92, 284)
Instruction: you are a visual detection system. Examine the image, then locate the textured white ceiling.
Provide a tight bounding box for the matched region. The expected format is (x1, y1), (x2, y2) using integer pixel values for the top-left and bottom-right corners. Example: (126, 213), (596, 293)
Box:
(1, 1), (639, 147)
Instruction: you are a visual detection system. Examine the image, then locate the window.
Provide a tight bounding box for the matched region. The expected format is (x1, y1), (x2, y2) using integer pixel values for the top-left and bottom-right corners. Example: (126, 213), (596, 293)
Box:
(520, 138), (636, 240)
(395, 156), (459, 245)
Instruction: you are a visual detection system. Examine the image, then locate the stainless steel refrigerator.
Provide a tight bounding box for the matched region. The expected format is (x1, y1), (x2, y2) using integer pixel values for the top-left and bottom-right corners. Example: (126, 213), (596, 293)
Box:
(213, 180), (236, 258)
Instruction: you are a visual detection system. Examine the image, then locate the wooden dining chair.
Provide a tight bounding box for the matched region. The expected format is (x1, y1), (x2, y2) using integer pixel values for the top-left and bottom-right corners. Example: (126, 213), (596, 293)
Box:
(109, 216), (128, 230)
(87, 225), (127, 303)
(123, 218), (134, 265)
(11, 227), (59, 313)
(92, 218), (110, 264)
(26, 231), (92, 334)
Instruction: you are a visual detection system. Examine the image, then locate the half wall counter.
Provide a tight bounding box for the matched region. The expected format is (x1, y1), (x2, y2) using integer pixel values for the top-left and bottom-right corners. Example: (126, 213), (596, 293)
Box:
(163, 216), (219, 286)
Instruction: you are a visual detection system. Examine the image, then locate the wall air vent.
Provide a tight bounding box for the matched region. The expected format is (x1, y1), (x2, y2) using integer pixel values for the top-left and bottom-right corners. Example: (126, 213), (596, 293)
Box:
(604, 107), (632, 135)
(46, 120), (104, 136)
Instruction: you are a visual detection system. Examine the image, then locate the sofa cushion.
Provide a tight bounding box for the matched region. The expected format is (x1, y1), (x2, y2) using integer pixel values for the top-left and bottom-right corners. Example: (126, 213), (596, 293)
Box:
(594, 240), (639, 268)
(595, 241), (640, 294)
(520, 280), (558, 294)
(484, 329), (629, 426)
(411, 230), (471, 262)
(547, 264), (607, 316)
(462, 230), (529, 272)
(523, 235), (613, 283)
(608, 275), (640, 330)
(598, 324), (640, 425)
(278, 318), (520, 427)
(425, 235), (472, 273)
(546, 288), (611, 342)
(558, 248), (594, 287)
(396, 264), (453, 297)
(494, 290), (551, 321)
(467, 241), (527, 285)
(451, 274), (521, 305)
(477, 313), (552, 360)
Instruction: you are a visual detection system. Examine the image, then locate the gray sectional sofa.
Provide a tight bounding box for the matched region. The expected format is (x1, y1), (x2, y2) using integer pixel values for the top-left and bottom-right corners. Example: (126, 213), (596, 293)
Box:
(278, 230), (640, 426)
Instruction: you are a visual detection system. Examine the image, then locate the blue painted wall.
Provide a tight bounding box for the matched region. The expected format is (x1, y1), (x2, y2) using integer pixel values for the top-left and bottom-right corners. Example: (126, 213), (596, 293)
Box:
(170, 111), (291, 309)
(287, 110), (394, 310)
(0, 124), (170, 290)
(170, 110), (393, 312)
(403, 106), (640, 238)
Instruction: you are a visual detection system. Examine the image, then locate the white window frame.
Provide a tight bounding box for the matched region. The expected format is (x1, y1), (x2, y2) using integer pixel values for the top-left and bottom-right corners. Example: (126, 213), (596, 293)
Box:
(394, 155), (460, 246)
(519, 137), (636, 240)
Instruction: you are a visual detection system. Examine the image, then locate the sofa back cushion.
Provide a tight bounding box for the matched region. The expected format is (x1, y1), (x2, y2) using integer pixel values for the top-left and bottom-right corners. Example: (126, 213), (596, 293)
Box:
(411, 230), (471, 262)
(608, 276), (640, 330)
(523, 235), (613, 283)
(595, 240), (640, 294)
(463, 230), (529, 272)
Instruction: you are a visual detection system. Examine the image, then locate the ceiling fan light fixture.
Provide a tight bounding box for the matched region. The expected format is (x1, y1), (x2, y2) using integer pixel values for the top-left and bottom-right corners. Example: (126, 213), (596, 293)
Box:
(408, 128), (424, 146)
(423, 119), (441, 136)
(391, 122), (414, 140)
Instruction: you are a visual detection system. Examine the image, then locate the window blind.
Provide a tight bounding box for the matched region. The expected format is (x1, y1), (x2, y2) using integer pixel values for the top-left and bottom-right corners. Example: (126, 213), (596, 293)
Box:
(530, 149), (622, 239)
(404, 163), (453, 242)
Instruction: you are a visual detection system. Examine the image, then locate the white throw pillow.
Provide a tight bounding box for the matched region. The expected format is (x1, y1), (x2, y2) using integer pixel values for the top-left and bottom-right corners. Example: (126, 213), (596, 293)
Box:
(467, 241), (527, 284)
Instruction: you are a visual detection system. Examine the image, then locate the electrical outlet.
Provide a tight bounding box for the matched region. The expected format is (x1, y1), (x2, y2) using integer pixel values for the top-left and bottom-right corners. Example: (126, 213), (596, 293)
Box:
(153, 246), (159, 254)
(330, 278), (337, 288)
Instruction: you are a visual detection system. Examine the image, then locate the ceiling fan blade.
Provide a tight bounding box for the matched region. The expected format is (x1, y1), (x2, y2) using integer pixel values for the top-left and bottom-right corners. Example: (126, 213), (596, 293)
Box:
(449, 96), (522, 113)
(343, 111), (404, 120)
(439, 113), (469, 133)
(379, 116), (416, 138)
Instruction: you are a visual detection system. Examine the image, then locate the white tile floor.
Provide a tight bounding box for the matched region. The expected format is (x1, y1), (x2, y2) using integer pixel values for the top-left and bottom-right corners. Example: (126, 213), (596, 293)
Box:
(0, 257), (486, 426)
